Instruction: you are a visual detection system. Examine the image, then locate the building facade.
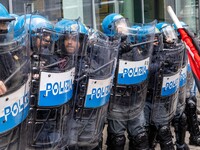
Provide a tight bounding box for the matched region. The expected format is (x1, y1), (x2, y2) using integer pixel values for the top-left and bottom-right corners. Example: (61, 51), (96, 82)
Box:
(1, 0), (200, 35)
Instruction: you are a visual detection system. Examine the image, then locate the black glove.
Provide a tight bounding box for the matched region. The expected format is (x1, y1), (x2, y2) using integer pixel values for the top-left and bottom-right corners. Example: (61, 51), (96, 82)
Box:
(120, 41), (134, 54)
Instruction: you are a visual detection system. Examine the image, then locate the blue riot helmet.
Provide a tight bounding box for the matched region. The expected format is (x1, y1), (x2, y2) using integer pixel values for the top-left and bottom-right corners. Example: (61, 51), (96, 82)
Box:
(131, 25), (141, 34)
(10, 14), (19, 27)
(156, 22), (178, 44)
(0, 3), (15, 22)
(137, 25), (153, 43)
(55, 18), (85, 55)
(76, 19), (88, 49)
(24, 14), (54, 34)
(155, 26), (160, 34)
(22, 14), (54, 51)
(55, 18), (88, 35)
(173, 21), (189, 31)
(102, 13), (128, 36)
(55, 18), (88, 34)
(13, 14), (28, 40)
(173, 21), (195, 38)
(0, 3), (15, 42)
(78, 20), (88, 35)
(10, 14), (19, 21)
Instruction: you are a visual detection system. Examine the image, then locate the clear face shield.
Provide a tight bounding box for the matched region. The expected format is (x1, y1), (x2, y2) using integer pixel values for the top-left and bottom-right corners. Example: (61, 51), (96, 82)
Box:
(64, 32), (79, 55)
(161, 25), (178, 43)
(88, 30), (118, 78)
(0, 15), (30, 96)
(0, 21), (10, 33)
(32, 28), (57, 72)
(65, 30), (119, 148)
(53, 31), (79, 71)
(0, 20), (15, 43)
(114, 18), (129, 36)
(36, 29), (54, 50)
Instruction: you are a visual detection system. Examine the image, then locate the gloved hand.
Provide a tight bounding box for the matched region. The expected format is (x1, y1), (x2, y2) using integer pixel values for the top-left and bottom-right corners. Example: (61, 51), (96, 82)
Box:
(120, 40), (134, 54)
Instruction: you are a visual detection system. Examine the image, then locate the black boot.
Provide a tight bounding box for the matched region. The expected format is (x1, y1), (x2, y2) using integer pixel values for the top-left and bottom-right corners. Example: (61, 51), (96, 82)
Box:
(175, 143), (189, 150)
(129, 131), (150, 150)
(185, 96), (200, 146)
(173, 113), (189, 150)
(157, 126), (175, 150)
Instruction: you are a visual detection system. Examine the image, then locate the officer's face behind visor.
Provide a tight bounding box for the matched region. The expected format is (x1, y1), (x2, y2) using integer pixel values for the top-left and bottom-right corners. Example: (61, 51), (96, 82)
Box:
(0, 21), (9, 34)
(115, 18), (128, 35)
(36, 32), (51, 49)
(161, 25), (177, 44)
(64, 33), (79, 54)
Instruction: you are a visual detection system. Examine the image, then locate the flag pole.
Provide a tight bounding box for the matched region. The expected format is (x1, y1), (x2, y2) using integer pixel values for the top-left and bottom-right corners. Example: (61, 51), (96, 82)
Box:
(167, 5), (200, 81)
(167, 6), (182, 29)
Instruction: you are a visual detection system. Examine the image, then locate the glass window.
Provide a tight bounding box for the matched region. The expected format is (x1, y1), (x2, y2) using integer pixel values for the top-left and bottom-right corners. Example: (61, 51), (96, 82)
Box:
(1, 0), (198, 34)
(0, 1), (9, 10)
(175, 0), (199, 34)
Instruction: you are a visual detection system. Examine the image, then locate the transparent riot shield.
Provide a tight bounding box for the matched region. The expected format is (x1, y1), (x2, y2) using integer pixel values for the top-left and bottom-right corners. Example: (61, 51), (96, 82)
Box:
(147, 33), (185, 125)
(0, 16), (31, 150)
(176, 49), (187, 117)
(186, 61), (195, 97)
(25, 18), (78, 149)
(65, 30), (119, 150)
(107, 20), (156, 121)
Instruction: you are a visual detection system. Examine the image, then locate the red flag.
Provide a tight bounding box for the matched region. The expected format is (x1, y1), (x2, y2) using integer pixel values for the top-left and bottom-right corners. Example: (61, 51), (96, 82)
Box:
(167, 5), (200, 90)
(178, 28), (200, 80)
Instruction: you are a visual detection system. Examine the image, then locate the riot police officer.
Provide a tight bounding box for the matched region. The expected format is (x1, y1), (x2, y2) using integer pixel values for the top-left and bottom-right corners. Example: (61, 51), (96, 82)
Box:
(145, 22), (185, 150)
(102, 13), (155, 150)
(0, 3), (31, 150)
(58, 18), (118, 150)
(171, 21), (190, 150)
(0, 4), (16, 95)
(17, 14), (73, 149)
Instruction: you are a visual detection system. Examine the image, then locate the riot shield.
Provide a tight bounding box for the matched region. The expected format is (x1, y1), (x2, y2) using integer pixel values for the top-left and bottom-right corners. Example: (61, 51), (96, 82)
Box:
(186, 61), (195, 98)
(0, 16), (31, 150)
(25, 17), (78, 149)
(176, 48), (187, 117)
(107, 20), (156, 121)
(65, 30), (119, 150)
(147, 33), (185, 125)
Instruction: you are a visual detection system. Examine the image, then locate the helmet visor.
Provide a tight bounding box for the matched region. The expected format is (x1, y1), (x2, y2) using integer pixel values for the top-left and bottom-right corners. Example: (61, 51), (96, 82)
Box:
(114, 18), (129, 35)
(161, 25), (177, 43)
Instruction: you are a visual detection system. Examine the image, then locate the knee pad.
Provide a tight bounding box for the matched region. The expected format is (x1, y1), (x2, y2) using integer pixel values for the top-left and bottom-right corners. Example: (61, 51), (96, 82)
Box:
(158, 126), (173, 143)
(158, 126), (171, 136)
(107, 134), (126, 147)
(173, 113), (187, 129)
(129, 132), (149, 149)
(129, 132), (148, 145)
(158, 126), (174, 150)
(186, 97), (196, 109)
(179, 113), (187, 127)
